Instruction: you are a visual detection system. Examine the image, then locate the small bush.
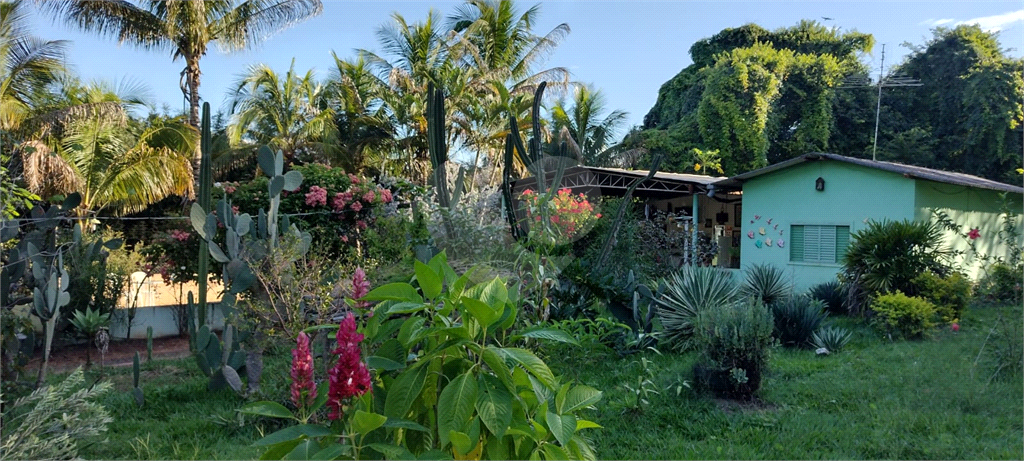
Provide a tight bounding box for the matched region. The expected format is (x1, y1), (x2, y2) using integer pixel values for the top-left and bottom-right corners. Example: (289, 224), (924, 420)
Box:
(657, 266), (740, 350)
(975, 263), (1023, 305)
(810, 326), (852, 353)
(741, 263), (792, 306)
(0, 369), (113, 460)
(870, 291), (937, 339)
(692, 300), (775, 399)
(808, 281), (848, 315)
(910, 271), (971, 323)
(769, 296), (829, 348)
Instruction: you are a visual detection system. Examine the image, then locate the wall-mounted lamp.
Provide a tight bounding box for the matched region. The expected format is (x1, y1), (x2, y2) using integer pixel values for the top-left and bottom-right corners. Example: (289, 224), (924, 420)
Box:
(815, 177), (825, 192)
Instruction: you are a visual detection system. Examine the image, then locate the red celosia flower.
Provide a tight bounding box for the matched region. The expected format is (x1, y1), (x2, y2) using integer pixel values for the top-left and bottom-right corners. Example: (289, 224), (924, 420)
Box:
(967, 228), (981, 240)
(290, 332), (317, 410)
(326, 313), (371, 420)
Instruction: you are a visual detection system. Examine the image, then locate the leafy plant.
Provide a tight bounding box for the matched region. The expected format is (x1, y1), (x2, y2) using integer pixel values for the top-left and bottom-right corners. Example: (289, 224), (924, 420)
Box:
(622, 353), (660, 414)
(769, 296), (828, 348)
(974, 310), (1023, 384)
(808, 281), (848, 315)
(657, 266), (740, 350)
(841, 219), (951, 313)
(0, 368), (113, 460)
(241, 252), (603, 460)
(810, 326), (852, 354)
(870, 291), (937, 339)
(910, 271), (971, 323)
(974, 263), (1023, 305)
(741, 263), (792, 306)
(692, 299), (775, 399)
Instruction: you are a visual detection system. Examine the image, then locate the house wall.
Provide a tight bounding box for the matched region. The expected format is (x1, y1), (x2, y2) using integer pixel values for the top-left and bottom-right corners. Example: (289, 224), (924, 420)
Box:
(740, 161), (917, 292)
(914, 181), (1024, 280)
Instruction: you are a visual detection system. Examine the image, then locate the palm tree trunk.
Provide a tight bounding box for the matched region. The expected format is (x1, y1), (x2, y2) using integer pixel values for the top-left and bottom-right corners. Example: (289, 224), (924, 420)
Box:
(185, 56), (203, 190)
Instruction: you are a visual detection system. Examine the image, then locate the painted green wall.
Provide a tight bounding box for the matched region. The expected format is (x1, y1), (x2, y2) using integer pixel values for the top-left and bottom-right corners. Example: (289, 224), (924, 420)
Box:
(914, 181), (1024, 280)
(740, 160), (917, 292)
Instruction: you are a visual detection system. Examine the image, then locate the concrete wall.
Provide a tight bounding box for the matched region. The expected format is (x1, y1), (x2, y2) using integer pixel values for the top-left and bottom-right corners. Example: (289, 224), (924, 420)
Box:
(109, 304), (226, 339)
(914, 181), (1024, 280)
(740, 160), (917, 292)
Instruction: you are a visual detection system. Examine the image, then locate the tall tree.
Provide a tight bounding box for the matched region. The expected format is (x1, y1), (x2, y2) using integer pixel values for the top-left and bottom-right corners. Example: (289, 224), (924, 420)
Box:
(550, 85), (628, 167)
(0, 0), (67, 133)
(325, 53), (395, 174)
(40, 0), (323, 173)
(226, 60), (336, 165)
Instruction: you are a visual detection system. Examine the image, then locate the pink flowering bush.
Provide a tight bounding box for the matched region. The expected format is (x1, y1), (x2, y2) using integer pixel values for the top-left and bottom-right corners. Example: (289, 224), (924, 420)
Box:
(224, 163), (398, 259)
(140, 223), (219, 286)
(520, 187), (601, 248)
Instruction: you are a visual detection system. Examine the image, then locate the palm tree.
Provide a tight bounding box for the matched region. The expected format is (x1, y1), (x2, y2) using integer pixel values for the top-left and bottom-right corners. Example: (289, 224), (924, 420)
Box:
(447, 0), (570, 94)
(226, 60), (336, 165)
(550, 85), (628, 167)
(325, 53), (395, 174)
(20, 98), (196, 218)
(0, 0), (67, 133)
(40, 0), (323, 175)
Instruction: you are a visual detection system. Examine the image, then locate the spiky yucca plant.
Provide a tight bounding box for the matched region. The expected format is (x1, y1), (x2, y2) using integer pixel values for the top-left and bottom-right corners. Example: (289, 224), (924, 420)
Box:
(811, 326), (853, 353)
(808, 281), (848, 315)
(769, 296), (829, 348)
(657, 266), (739, 350)
(741, 263), (792, 306)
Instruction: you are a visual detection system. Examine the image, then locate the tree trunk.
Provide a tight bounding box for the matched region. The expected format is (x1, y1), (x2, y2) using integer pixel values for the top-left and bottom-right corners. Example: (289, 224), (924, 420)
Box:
(185, 56), (203, 191)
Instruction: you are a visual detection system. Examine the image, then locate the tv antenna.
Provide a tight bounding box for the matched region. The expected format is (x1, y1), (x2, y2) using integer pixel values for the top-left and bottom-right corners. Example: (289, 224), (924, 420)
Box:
(838, 44), (922, 161)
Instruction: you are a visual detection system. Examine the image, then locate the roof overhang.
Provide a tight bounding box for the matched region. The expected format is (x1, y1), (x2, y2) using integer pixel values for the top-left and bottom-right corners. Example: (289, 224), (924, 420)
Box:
(513, 165), (738, 200)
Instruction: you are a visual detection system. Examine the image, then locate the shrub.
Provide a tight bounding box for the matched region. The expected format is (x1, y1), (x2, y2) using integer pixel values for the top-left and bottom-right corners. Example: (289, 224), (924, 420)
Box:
(810, 326), (852, 353)
(841, 219), (951, 313)
(769, 296), (829, 348)
(657, 266), (740, 350)
(979, 310), (1023, 383)
(870, 291), (937, 339)
(0, 369), (113, 460)
(975, 263), (1023, 305)
(741, 263), (792, 305)
(910, 271), (971, 323)
(520, 187), (602, 250)
(808, 281), (848, 315)
(692, 300), (775, 399)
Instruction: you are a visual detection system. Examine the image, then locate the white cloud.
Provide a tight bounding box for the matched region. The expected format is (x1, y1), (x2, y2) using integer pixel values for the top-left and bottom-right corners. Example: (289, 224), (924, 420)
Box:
(920, 18), (955, 27)
(955, 10), (1024, 32)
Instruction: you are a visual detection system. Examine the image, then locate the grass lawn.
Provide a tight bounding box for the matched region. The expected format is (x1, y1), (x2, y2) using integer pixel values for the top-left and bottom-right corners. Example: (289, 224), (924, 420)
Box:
(60, 303), (1022, 460)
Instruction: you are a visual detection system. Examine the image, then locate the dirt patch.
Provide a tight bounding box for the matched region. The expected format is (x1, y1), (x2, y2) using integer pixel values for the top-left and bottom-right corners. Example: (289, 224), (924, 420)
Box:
(24, 336), (193, 375)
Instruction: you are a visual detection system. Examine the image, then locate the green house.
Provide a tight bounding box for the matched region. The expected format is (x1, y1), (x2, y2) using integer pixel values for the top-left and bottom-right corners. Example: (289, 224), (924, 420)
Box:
(720, 153), (1023, 291)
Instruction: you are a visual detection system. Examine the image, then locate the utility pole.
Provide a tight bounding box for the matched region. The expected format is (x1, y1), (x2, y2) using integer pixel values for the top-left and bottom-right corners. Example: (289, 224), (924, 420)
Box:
(839, 44), (922, 161)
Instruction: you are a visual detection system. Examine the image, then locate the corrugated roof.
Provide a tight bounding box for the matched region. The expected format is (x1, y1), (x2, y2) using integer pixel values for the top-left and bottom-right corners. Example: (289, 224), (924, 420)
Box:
(587, 166), (724, 185)
(724, 152), (1024, 194)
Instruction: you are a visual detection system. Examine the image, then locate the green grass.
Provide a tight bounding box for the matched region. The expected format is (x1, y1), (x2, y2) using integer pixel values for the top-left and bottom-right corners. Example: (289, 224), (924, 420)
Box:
(38, 304), (1023, 460)
(545, 304), (1024, 460)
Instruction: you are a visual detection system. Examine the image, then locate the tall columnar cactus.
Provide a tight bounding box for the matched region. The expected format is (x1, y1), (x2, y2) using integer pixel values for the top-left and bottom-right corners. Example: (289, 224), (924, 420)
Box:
(426, 82), (465, 239)
(196, 102), (213, 327)
(501, 82), (569, 241)
(132, 351), (144, 407)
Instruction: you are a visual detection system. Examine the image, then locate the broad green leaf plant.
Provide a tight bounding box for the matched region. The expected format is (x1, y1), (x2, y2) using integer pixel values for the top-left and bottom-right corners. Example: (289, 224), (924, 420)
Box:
(241, 251), (603, 460)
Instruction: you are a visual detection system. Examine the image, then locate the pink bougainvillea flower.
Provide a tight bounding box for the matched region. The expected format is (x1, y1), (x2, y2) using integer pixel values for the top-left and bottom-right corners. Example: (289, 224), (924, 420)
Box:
(379, 188), (393, 204)
(362, 191), (376, 204)
(967, 228), (981, 240)
(326, 313), (371, 420)
(350, 201), (363, 212)
(305, 186), (328, 207)
(290, 332), (317, 410)
(348, 174), (361, 184)
(356, 219), (368, 230)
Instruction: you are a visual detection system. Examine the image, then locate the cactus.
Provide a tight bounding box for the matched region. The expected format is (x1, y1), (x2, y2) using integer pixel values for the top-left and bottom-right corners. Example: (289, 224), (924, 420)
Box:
(196, 102), (213, 327)
(426, 82), (465, 240)
(188, 145), (307, 395)
(132, 351), (144, 407)
(146, 326), (153, 362)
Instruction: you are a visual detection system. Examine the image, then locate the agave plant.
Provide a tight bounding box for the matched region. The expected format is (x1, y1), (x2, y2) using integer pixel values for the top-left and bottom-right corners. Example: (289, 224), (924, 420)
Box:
(657, 266), (739, 350)
(68, 306), (111, 366)
(811, 326), (853, 353)
(808, 281), (848, 315)
(769, 296), (829, 348)
(741, 263), (792, 306)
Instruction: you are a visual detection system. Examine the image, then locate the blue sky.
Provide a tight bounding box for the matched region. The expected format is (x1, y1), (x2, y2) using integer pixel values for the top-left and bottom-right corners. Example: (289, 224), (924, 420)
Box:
(25, 1), (1024, 133)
